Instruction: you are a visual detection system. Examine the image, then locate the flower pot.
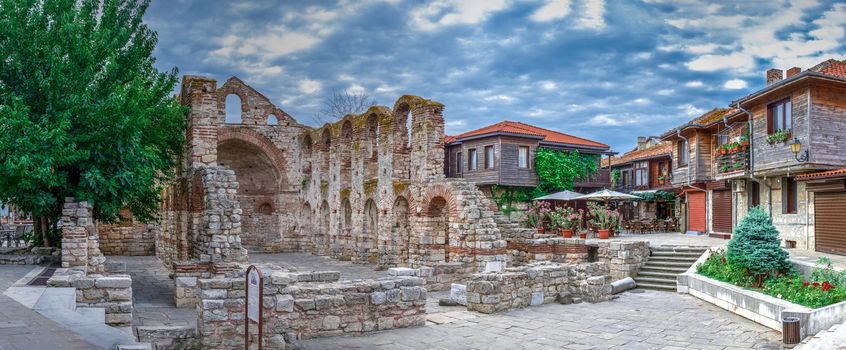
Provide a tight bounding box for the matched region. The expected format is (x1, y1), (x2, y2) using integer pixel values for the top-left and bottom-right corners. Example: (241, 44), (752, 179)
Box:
(561, 229), (573, 238)
(741, 140), (750, 147)
(578, 232), (587, 239)
(598, 229), (610, 239)
(537, 227), (545, 234)
(720, 149), (727, 155)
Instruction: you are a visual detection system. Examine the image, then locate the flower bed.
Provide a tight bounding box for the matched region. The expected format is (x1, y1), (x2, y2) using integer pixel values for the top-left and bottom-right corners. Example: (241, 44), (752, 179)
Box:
(698, 250), (846, 308)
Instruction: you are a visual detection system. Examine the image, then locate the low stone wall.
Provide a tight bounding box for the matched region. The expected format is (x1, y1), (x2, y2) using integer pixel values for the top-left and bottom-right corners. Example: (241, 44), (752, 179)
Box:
(507, 238), (589, 266)
(465, 262), (612, 314)
(594, 241), (650, 280)
(48, 270), (134, 326)
(98, 220), (156, 256)
(196, 266), (426, 349)
(173, 260), (244, 308)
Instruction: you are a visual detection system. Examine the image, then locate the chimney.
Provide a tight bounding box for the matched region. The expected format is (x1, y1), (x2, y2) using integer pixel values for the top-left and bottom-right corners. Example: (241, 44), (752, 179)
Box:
(786, 67), (801, 78)
(766, 68), (783, 85)
(636, 136), (647, 150)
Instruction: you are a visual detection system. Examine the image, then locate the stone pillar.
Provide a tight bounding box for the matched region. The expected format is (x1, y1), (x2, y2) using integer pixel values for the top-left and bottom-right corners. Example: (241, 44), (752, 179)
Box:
(409, 103), (446, 184)
(180, 75), (219, 169)
(61, 199), (104, 273)
(191, 166), (246, 263)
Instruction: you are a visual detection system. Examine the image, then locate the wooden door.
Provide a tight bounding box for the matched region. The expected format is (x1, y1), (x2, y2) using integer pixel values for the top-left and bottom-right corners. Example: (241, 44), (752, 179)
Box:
(687, 192), (706, 233)
(712, 190), (733, 234)
(815, 191), (846, 255)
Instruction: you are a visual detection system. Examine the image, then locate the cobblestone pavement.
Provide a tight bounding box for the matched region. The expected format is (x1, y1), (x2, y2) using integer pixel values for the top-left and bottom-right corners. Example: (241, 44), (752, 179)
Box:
(107, 256), (196, 328)
(250, 253), (391, 280)
(0, 265), (99, 349)
(297, 289), (783, 350)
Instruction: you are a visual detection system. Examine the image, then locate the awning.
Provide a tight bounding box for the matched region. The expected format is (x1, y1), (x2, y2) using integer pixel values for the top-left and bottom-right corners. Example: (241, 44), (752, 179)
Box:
(534, 190), (584, 201)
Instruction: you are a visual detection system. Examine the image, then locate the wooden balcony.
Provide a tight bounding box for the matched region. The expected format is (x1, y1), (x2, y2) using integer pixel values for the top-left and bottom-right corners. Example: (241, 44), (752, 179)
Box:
(575, 168), (610, 188)
(714, 148), (749, 180)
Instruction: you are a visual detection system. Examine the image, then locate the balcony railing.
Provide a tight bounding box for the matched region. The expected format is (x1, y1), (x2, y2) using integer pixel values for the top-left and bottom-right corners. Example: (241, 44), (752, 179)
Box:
(575, 168), (610, 187)
(715, 148), (749, 176)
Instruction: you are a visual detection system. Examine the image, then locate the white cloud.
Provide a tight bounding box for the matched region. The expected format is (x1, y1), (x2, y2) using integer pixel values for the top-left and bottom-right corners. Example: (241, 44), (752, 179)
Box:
(577, 0), (606, 30)
(297, 79), (321, 94)
(347, 84), (366, 95)
(679, 104), (705, 117)
(540, 81), (558, 90)
(631, 98), (651, 105)
(656, 89), (675, 96)
(684, 81), (705, 88)
(530, 0), (571, 22)
(664, 2), (846, 74)
(587, 114), (637, 126)
(723, 79), (748, 90)
(484, 94), (516, 103)
(411, 0), (510, 31)
(375, 84), (396, 93)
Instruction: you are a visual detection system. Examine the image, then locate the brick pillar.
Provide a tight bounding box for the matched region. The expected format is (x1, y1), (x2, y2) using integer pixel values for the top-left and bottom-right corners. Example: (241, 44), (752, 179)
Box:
(60, 198), (104, 273)
(409, 104), (446, 184)
(181, 75), (220, 169)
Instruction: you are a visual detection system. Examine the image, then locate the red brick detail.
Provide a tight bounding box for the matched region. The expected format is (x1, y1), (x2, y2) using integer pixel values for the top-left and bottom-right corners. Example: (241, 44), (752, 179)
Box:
(554, 244), (587, 254)
(217, 127), (288, 185)
(507, 241), (528, 252)
(417, 183), (461, 219)
(447, 246), (507, 256)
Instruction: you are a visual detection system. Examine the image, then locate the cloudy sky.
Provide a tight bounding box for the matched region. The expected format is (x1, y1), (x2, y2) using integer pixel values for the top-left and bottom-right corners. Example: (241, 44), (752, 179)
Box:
(146, 0), (846, 153)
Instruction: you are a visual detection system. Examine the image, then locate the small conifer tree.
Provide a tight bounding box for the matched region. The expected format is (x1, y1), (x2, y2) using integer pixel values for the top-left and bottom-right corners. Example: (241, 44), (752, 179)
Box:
(726, 207), (790, 286)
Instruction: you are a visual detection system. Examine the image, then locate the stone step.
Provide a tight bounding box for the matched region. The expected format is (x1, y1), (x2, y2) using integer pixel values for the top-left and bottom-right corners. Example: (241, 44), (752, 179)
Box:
(650, 246), (708, 253)
(647, 256), (700, 263)
(635, 282), (677, 291)
(641, 261), (695, 268)
(637, 271), (680, 279)
(650, 251), (704, 258)
(639, 266), (688, 274)
(633, 276), (677, 285)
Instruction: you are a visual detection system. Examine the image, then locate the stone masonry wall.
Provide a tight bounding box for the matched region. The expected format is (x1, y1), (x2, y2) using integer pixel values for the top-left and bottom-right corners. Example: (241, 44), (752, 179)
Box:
(61, 199), (105, 274)
(507, 237), (589, 266)
(196, 266), (426, 349)
(465, 262), (611, 314)
(98, 219), (156, 256)
(594, 241), (650, 280)
(48, 270), (134, 326)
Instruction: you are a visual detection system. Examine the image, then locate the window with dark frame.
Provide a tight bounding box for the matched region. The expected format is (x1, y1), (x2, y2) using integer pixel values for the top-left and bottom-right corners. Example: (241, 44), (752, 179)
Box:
(468, 149), (477, 170)
(748, 181), (759, 208)
(678, 139), (689, 167)
(456, 152), (463, 174)
(782, 177), (797, 214)
(767, 98), (792, 134)
(518, 146), (529, 168)
(485, 146), (494, 169)
(635, 161), (649, 187)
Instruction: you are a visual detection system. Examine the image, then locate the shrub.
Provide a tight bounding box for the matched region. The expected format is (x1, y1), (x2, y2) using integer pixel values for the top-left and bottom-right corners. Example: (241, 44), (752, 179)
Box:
(726, 207), (790, 286)
(697, 249), (755, 286)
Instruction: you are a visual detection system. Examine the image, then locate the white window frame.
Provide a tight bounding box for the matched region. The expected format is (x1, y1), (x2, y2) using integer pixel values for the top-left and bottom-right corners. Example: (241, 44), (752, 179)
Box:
(518, 146), (529, 168)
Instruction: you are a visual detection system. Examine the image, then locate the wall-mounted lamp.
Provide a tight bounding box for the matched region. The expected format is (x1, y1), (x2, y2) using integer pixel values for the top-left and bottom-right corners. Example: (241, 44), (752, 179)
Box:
(789, 138), (809, 163)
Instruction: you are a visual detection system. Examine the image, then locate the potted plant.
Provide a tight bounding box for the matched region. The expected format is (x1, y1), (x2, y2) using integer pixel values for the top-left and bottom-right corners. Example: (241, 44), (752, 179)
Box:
(767, 129), (791, 144)
(558, 207), (580, 238)
(588, 202), (620, 239)
(524, 200), (551, 234)
(740, 135), (750, 147)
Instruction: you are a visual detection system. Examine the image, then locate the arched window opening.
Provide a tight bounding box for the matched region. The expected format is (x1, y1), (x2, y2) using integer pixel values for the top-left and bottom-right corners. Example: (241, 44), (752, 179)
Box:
(267, 114), (279, 125)
(225, 94), (242, 124)
(257, 202), (273, 215)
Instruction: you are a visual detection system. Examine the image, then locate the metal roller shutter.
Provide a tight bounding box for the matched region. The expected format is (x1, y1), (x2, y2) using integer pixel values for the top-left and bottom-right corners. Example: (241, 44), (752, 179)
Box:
(712, 190), (733, 234)
(815, 191), (846, 255)
(687, 192), (706, 233)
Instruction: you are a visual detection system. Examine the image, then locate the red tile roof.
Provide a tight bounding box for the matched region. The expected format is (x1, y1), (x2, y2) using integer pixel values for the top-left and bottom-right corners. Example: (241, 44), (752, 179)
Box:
(448, 121), (609, 149)
(812, 59), (846, 79)
(795, 168), (846, 181)
(603, 141), (672, 167)
(444, 135), (456, 144)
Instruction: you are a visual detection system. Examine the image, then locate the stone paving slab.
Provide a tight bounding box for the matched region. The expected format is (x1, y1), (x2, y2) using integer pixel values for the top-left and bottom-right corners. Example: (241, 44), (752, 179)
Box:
(0, 265), (101, 349)
(297, 289), (782, 350)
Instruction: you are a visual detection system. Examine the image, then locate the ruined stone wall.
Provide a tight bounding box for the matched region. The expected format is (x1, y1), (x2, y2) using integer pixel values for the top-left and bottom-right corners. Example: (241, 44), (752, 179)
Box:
(61, 199), (105, 274)
(465, 262), (612, 314)
(594, 241), (651, 280)
(506, 237), (589, 266)
(48, 271), (134, 326)
(98, 217), (156, 256)
(161, 75), (508, 281)
(195, 267), (427, 349)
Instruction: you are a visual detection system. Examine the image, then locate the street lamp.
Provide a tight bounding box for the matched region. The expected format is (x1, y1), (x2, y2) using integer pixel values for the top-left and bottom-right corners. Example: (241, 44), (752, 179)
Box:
(789, 138), (809, 163)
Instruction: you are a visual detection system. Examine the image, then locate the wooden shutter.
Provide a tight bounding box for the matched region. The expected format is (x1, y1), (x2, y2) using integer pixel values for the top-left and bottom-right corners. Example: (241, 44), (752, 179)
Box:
(712, 190), (733, 234)
(815, 191), (846, 255)
(687, 192), (707, 233)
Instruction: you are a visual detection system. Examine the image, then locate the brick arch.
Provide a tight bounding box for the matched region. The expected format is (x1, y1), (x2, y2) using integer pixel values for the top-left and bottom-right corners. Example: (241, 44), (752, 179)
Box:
(417, 183), (461, 220)
(217, 127), (288, 188)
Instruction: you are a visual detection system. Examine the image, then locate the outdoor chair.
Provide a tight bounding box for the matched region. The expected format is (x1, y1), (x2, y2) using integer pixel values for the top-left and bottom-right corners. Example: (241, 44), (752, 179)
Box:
(630, 221), (643, 234)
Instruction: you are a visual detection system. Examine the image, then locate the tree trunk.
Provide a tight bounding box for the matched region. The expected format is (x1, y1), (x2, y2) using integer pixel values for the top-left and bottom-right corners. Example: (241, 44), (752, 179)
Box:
(41, 216), (51, 247)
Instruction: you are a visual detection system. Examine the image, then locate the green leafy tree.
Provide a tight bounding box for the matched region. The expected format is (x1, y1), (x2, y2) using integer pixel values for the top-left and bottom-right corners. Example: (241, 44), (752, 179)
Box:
(726, 207), (790, 286)
(534, 148), (598, 192)
(0, 0), (186, 246)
